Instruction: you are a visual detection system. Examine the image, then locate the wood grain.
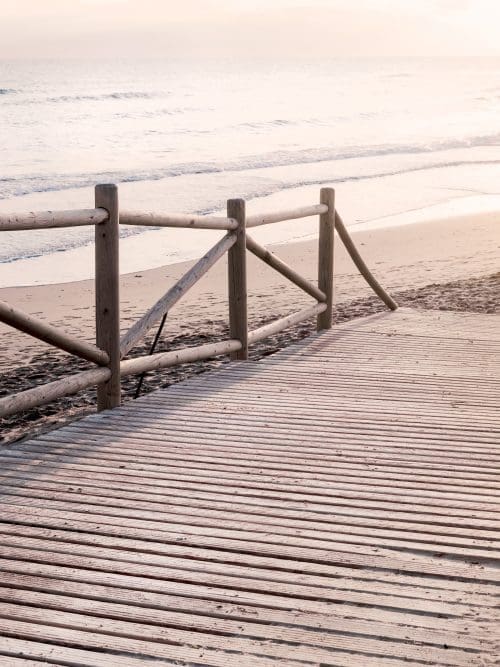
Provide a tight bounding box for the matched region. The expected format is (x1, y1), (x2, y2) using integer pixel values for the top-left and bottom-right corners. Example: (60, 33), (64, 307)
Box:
(0, 300), (109, 365)
(0, 308), (498, 664)
(120, 210), (238, 230)
(317, 187), (335, 330)
(227, 198), (248, 360)
(0, 208), (107, 231)
(95, 184), (121, 410)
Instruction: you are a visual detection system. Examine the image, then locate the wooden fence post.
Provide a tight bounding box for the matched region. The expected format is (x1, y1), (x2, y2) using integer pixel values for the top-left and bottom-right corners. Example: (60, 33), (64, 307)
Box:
(227, 198), (248, 360)
(95, 184), (121, 410)
(317, 187), (335, 331)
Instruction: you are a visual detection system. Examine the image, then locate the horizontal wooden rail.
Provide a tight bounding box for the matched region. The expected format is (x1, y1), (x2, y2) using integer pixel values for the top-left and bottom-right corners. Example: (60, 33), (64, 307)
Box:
(120, 211), (238, 230)
(246, 204), (328, 229)
(248, 303), (327, 344)
(120, 233), (236, 357)
(120, 339), (242, 377)
(0, 367), (111, 418)
(0, 300), (109, 366)
(0, 209), (108, 232)
(335, 212), (398, 311)
(246, 235), (326, 302)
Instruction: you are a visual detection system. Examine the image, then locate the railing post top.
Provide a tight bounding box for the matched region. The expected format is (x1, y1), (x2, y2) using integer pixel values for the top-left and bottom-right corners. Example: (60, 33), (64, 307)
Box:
(95, 184), (118, 224)
(226, 199), (246, 229)
(227, 199), (246, 219)
(320, 187), (335, 202)
(95, 183), (118, 193)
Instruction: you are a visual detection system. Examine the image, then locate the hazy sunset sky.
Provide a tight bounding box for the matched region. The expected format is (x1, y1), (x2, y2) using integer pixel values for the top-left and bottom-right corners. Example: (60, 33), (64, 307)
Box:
(1, 0), (500, 59)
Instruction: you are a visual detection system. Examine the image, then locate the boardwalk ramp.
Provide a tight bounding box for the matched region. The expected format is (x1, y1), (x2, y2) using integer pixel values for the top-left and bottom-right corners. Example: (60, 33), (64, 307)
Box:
(0, 307), (499, 666)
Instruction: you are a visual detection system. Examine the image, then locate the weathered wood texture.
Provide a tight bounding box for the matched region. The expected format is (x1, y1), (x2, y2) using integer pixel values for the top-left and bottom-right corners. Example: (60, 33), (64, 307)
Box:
(227, 199), (248, 360)
(120, 210), (238, 230)
(317, 187), (335, 330)
(246, 203), (328, 228)
(120, 339), (242, 377)
(335, 211), (398, 311)
(0, 367), (111, 419)
(0, 300), (109, 366)
(248, 303), (327, 344)
(95, 184), (121, 411)
(0, 208), (107, 231)
(246, 235), (326, 302)
(0, 307), (499, 665)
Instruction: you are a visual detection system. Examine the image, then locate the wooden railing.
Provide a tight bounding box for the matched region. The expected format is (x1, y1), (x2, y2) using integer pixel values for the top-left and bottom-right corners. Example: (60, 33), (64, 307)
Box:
(0, 185), (397, 419)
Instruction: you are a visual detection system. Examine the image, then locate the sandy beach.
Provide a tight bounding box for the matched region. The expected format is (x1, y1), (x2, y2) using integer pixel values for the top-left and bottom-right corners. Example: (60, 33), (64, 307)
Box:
(1, 206), (499, 443)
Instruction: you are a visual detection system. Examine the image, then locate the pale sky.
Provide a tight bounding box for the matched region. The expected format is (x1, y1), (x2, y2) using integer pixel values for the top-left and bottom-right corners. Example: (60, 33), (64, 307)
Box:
(1, 0), (500, 59)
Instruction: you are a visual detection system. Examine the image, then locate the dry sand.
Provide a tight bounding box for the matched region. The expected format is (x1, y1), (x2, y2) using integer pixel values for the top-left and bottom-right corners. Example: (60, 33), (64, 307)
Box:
(1, 209), (499, 443)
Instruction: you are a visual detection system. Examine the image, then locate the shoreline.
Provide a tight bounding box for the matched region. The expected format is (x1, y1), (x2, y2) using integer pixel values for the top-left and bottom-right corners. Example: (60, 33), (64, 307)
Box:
(1, 165), (500, 288)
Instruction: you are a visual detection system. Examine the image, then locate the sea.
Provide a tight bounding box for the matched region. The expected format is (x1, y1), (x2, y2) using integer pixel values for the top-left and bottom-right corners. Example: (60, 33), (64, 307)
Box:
(1, 57), (500, 286)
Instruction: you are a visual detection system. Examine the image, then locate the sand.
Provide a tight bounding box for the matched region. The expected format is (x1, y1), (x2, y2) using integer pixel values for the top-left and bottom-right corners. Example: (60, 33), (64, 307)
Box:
(1, 208), (499, 443)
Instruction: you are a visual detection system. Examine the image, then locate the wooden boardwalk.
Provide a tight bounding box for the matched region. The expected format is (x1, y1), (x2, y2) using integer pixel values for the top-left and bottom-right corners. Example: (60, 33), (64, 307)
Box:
(0, 307), (499, 666)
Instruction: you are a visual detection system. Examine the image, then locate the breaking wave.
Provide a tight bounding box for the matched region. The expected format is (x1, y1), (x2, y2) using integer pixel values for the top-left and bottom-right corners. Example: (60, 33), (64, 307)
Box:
(2, 131), (500, 200)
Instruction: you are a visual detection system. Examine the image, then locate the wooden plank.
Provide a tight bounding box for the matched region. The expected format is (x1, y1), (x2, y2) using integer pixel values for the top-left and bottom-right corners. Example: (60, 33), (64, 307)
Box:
(2, 495), (499, 569)
(29, 419), (500, 461)
(4, 455), (500, 523)
(0, 592), (481, 665)
(3, 465), (500, 534)
(0, 524), (497, 604)
(3, 474), (500, 536)
(37, 419), (498, 464)
(0, 636), (180, 667)
(12, 437), (500, 494)
(84, 398), (500, 439)
(0, 308), (499, 664)
(3, 499), (498, 561)
(0, 552), (479, 623)
(3, 475), (499, 543)
(0, 532), (493, 606)
(3, 506), (499, 580)
(64, 403), (500, 446)
(5, 446), (500, 504)
(1, 521), (494, 596)
(0, 572), (481, 646)
(0, 619), (304, 667)
(1, 657), (65, 667)
(14, 434), (500, 487)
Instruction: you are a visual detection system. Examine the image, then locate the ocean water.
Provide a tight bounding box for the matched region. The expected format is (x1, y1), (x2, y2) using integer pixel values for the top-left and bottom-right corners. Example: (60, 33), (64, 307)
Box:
(1, 57), (500, 284)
